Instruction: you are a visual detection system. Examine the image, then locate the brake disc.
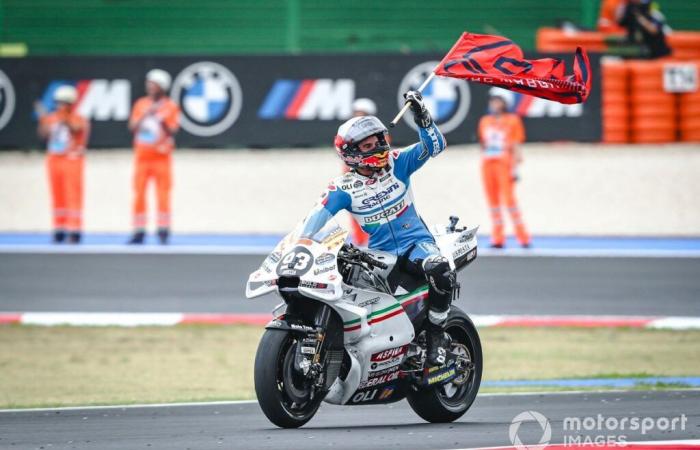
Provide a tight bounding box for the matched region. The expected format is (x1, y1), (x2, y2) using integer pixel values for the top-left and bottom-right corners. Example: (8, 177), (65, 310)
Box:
(450, 343), (472, 386)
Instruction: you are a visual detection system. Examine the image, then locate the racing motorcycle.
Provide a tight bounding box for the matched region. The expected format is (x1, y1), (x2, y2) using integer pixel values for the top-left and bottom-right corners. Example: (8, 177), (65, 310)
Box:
(245, 216), (482, 428)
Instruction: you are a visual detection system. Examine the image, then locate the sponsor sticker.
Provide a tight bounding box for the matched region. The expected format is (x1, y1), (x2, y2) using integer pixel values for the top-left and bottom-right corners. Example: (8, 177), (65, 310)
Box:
(379, 386), (395, 400)
(370, 354), (404, 371)
(357, 297), (380, 308)
(371, 345), (408, 362)
(315, 253), (335, 265)
(358, 369), (400, 389)
(426, 367), (456, 385)
(363, 200), (405, 224)
(351, 389), (378, 403)
(313, 265), (336, 276)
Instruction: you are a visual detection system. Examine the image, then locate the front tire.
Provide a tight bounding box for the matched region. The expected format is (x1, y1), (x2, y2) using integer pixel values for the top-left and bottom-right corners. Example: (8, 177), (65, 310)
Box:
(254, 329), (323, 428)
(406, 307), (483, 423)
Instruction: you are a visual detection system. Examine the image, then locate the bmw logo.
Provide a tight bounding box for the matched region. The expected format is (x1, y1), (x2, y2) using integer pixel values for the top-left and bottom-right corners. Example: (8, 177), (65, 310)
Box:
(171, 62), (242, 137)
(0, 70), (16, 131)
(398, 61), (470, 134)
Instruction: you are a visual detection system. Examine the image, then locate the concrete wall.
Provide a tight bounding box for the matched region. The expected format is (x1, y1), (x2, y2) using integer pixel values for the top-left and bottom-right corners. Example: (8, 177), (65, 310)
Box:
(1, 143), (699, 236)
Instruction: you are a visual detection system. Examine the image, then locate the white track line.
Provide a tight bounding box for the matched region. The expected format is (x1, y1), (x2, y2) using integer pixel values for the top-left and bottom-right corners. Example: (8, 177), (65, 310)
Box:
(5, 313), (700, 330)
(7, 389), (700, 414)
(1, 245), (699, 258)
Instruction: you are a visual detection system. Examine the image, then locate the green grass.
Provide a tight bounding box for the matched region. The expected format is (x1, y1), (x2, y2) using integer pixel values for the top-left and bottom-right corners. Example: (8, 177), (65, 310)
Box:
(0, 325), (699, 409)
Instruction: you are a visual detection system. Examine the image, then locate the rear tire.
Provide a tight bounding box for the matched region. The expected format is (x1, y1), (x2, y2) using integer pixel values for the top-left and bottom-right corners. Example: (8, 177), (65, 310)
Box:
(406, 307), (482, 423)
(254, 329), (323, 428)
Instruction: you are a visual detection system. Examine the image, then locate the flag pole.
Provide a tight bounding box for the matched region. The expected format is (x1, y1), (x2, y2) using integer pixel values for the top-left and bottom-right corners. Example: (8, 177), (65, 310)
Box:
(389, 71), (436, 128)
(389, 32), (467, 128)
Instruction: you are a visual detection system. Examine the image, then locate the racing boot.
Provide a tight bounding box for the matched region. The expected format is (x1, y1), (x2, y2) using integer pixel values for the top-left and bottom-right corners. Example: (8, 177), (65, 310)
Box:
(128, 230), (145, 245)
(157, 228), (170, 245)
(53, 230), (66, 244)
(426, 309), (451, 367)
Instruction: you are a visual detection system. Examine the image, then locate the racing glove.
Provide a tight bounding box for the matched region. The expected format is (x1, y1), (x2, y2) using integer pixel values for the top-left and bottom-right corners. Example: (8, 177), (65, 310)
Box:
(404, 90), (433, 128)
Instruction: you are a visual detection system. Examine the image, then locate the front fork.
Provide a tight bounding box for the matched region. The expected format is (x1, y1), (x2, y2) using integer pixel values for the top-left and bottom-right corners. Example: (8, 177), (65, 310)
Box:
(293, 304), (332, 389)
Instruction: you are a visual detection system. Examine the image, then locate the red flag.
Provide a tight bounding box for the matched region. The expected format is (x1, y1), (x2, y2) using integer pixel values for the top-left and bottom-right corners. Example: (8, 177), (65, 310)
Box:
(435, 33), (591, 104)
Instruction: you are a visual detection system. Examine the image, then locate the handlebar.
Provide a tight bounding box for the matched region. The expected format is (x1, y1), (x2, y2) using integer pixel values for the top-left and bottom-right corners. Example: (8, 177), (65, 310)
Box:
(360, 253), (388, 270)
(339, 244), (388, 270)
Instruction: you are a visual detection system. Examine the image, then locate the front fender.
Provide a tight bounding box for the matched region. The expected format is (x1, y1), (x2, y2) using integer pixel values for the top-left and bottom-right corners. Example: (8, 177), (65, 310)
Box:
(265, 317), (317, 335)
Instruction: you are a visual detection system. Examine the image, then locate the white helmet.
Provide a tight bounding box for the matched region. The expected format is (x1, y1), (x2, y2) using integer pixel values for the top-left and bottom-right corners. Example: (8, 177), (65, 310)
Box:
(53, 85), (78, 104)
(488, 87), (515, 111)
(352, 98), (377, 116)
(334, 115), (390, 170)
(146, 69), (172, 92)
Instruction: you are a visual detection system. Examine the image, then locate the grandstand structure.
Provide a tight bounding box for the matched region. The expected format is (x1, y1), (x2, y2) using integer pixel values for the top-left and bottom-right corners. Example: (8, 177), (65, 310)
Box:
(2, 0), (698, 56)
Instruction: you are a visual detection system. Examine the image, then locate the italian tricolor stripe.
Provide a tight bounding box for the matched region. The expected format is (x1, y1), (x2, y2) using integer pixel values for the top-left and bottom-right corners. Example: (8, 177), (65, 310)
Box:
(397, 285), (429, 307)
(343, 286), (429, 332)
(343, 302), (404, 332)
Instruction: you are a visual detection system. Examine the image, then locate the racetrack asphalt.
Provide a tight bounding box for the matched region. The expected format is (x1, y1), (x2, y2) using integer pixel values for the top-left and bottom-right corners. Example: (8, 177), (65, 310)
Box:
(1, 390), (698, 449)
(1, 253), (698, 316)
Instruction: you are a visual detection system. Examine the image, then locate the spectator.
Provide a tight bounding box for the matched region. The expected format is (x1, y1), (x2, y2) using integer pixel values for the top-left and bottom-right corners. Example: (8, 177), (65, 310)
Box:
(477, 88), (530, 249)
(598, 0), (626, 32)
(36, 85), (90, 244)
(618, 0), (671, 58)
(127, 69), (180, 245)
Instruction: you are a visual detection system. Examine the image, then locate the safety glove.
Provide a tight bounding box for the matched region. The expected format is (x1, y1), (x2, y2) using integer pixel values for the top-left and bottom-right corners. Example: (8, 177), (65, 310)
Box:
(403, 90), (433, 128)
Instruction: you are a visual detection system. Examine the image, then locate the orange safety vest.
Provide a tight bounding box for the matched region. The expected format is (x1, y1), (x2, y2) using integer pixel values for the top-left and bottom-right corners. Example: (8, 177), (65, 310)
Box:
(40, 111), (89, 158)
(477, 113), (525, 161)
(130, 96), (180, 154)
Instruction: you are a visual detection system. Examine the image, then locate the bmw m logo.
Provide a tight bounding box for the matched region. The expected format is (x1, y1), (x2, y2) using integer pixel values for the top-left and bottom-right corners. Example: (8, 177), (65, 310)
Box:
(398, 61), (470, 134)
(0, 70), (16, 131)
(172, 62), (242, 137)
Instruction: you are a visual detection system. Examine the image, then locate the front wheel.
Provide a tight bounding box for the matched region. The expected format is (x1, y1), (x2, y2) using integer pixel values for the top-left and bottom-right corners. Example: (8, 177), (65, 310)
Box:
(406, 307), (483, 423)
(254, 329), (323, 428)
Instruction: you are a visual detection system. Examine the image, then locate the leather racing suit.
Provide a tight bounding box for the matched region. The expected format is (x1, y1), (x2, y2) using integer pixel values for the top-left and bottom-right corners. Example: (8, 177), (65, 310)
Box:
(302, 123), (457, 330)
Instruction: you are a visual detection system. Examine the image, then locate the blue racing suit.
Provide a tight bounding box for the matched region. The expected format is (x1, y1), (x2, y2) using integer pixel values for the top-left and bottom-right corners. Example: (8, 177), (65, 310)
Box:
(303, 123), (446, 255)
(302, 124), (455, 322)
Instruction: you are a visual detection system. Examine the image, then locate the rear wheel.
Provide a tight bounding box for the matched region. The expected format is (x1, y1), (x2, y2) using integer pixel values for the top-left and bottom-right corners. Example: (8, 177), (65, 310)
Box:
(406, 307), (483, 423)
(254, 329), (323, 428)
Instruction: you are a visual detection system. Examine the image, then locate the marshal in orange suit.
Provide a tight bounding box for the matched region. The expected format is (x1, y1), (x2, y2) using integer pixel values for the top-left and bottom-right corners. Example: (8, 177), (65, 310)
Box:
(37, 85), (90, 244)
(128, 69), (180, 245)
(477, 89), (530, 248)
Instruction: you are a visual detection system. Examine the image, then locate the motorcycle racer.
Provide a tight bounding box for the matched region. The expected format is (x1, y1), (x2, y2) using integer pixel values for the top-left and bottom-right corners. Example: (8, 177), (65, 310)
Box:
(302, 91), (456, 366)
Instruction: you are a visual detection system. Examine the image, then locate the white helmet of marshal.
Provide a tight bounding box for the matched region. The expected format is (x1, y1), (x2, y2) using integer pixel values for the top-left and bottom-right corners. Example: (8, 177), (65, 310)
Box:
(146, 68), (172, 92)
(334, 115), (391, 170)
(53, 85), (78, 104)
(488, 87), (515, 110)
(351, 98), (377, 116)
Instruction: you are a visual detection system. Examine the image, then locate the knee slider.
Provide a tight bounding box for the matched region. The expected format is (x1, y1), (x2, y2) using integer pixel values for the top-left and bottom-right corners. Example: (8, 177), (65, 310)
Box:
(422, 256), (456, 296)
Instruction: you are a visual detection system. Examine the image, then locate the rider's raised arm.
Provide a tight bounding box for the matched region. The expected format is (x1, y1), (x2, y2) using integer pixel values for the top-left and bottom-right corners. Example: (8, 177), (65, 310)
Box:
(392, 122), (447, 180)
(301, 182), (351, 238)
(391, 90), (447, 179)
